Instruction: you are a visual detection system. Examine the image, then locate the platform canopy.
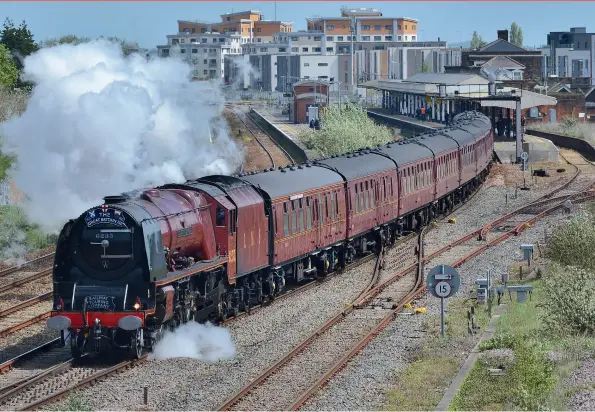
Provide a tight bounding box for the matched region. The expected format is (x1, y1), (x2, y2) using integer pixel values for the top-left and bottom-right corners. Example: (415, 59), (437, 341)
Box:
(479, 88), (557, 109)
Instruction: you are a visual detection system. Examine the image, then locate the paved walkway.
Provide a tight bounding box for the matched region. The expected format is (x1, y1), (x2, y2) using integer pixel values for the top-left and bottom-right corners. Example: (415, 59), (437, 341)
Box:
(367, 108), (445, 130)
(494, 134), (560, 164)
(435, 302), (509, 411)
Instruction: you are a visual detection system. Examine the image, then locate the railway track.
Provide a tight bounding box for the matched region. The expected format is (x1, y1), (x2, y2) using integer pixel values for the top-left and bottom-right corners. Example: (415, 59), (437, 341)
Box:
(226, 105), (294, 172)
(3, 152), (593, 410)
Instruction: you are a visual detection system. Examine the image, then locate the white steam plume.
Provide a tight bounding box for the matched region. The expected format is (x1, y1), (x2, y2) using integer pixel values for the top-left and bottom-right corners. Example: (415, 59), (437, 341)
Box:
(0, 39), (242, 233)
(148, 322), (236, 362)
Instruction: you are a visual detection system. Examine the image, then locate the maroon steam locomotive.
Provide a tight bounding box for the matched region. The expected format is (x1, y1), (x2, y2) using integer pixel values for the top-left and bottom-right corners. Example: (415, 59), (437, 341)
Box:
(47, 111), (494, 359)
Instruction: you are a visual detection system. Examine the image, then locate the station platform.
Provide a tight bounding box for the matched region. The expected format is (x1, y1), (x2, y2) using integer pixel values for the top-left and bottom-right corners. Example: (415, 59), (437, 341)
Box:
(366, 108), (445, 130)
(494, 134), (560, 164)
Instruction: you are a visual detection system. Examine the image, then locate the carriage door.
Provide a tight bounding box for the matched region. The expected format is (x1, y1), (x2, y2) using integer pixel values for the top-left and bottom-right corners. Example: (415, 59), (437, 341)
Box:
(226, 207), (237, 283)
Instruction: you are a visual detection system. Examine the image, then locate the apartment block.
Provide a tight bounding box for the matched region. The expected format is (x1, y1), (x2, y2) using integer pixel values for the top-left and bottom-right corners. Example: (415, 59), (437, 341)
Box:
(178, 10), (292, 44)
(157, 32), (242, 80)
(546, 27), (594, 84)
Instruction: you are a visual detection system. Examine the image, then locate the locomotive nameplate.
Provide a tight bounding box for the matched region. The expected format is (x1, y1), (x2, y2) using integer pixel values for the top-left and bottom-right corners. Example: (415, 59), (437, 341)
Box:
(177, 227), (193, 238)
(86, 295), (117, 311)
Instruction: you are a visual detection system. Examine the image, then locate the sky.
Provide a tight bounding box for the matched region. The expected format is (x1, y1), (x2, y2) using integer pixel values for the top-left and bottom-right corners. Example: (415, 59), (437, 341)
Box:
(2, 1), (595, 50)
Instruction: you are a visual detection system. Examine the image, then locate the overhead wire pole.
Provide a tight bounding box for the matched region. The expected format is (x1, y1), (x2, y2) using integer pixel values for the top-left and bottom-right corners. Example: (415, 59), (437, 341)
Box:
(350, 16), (355, 92)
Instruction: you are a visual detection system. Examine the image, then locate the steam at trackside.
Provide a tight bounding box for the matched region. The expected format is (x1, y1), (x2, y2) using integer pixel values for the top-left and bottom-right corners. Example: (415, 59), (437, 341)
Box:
(148, 322), (236, 362)
(0, 39), (242, 233)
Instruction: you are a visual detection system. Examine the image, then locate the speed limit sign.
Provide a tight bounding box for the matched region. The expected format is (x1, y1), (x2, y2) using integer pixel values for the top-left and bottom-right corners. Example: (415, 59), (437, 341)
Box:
(435, 281), (452, 298)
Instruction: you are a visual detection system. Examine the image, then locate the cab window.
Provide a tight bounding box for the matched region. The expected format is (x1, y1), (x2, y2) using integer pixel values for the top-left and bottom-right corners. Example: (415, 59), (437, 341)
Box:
(216, 206), (226, 227)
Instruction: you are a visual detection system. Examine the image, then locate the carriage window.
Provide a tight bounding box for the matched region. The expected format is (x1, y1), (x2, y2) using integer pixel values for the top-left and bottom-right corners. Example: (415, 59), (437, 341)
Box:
(216, 206), (226, 227)
(318, 195), (323, 224)
(383, 178), (387, 200)
(354, 185), (359, 213)
(325, 194), (329, 220)
(330, 191), (336, 221)
(306, 197), (312, 230)
(229, 209), (236, 234)
(390, 177), (394, 197)
(291, 207), (297, 234)
(299, 205), (305, 232)
(283, 203), (289, 236)
(335, 191), (339, 216)
(370, 182), (375, 207)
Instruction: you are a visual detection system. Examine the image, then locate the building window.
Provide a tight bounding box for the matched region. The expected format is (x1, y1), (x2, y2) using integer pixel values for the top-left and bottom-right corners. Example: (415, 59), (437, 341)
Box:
(385, 25), (392, 30)
(314, 36), (322, 41)
(192, 28), (196, 33)
(190, 38), (196, 43)
(279, 47), (286, 52)
(213, 38), (217, 43)
(327, 25), (334, 30)
(398, 35), (402, 41)
(411, 36), (416, 41)
(161, 48), (169, 56)
(318, 62), (328, 66)
(260, 47), (268, 52)
(192, 48), (198, 53)
(292, 47), (298, 52)
(412, 25), (417, 30)
(203, 59), (207, 64)
(405, 25), (408, 29)
(201, 28), (207, 33)
(327, 36), (333, 41)
(172, 39), (179, 45)
(362, 36), (370, 41)
(257, 28), (262, 32)
(362, 25), (370, 30)
(374, 36), (381, 41)
(227, 16), (230, 21)
(313, 47), (321, 52)
(303, 47), (309, 52)
(374, 25), (381, 30)
(397, 24), (402, 30)
(337, 36), (344, 41)
(257, 38), (262, 43)
(326, 47), (333, 52)
(291, 36), (299, 41)
(304, 63), (310, 66)
(181, 49), (186, 53)
(201, 39), (207, 43)
(347, 36), (351, 41)
(385, 36), (393, 41)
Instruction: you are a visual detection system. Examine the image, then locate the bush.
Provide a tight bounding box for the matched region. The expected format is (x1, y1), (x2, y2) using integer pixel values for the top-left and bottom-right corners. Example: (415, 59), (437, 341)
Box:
(0, 205), (56, 259)
(540, 263), (595, 335)
(299, 104), (393, 158)
(547, 212), (595, 272)
(531, 116), (595, 144)
(509, 342), (556, 411)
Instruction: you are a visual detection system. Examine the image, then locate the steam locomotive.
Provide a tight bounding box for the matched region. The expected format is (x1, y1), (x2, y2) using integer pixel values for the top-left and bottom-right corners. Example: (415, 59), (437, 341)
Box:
(47, 111), (494, 359)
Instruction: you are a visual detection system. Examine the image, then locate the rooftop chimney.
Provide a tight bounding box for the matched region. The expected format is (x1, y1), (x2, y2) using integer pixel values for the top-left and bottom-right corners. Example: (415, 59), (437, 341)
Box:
(497, 30), (509, 42)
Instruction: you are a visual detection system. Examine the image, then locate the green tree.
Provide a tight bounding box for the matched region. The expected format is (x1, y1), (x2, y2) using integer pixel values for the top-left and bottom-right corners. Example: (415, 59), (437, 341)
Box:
(0, 44), (18, 87)
(470, 31), (487, 49)
(40, 34), (90, 48)
(100, 36), (140, 56)
(420, 61), (430, 73)
(0, 18), (38, 69)
(510, 22), (524, 47)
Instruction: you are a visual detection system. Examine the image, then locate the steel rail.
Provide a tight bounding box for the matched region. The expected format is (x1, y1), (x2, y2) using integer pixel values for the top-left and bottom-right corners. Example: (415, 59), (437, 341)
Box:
(0, 293), (52, 319)
(287, 189), (594, 410)
(0, 312), (52, 338)
(0, 268), (52, 295)
(0, 253), (55, 280)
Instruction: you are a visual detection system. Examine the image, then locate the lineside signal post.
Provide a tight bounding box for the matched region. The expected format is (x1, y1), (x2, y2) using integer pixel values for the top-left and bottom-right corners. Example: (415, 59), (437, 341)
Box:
(427, 264), (461, 338)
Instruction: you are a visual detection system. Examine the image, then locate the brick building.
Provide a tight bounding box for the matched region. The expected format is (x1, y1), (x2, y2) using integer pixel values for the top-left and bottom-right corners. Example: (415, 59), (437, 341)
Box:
(292, 80), (329, 124)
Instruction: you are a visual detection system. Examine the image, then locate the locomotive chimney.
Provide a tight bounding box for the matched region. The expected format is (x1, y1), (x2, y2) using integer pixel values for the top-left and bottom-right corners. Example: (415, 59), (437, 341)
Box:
(104, 195), (128, 204)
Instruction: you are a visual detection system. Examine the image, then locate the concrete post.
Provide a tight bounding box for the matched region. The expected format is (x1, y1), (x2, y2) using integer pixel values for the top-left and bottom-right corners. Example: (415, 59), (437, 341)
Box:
(516, 98), (522, 162)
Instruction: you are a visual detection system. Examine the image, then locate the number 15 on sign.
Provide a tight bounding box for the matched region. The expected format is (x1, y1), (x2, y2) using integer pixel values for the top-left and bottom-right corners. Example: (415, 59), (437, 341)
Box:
(435, 281), (451, 298)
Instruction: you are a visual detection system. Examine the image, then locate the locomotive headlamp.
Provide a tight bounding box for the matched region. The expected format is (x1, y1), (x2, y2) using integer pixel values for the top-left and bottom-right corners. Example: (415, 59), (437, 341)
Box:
(134, 297), (142, 311)
(56, 296), (64, 311)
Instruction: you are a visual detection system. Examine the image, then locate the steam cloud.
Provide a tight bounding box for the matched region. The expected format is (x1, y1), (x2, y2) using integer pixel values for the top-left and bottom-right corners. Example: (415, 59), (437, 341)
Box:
(148, 322), (236, 362)
(0, 39), (242, 232)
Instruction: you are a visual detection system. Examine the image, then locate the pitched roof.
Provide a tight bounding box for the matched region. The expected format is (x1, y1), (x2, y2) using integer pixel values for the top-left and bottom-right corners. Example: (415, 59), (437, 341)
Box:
(481, 55), (525, 69)
(479, 38), (527, 53)
(405, 73), (490, 86)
